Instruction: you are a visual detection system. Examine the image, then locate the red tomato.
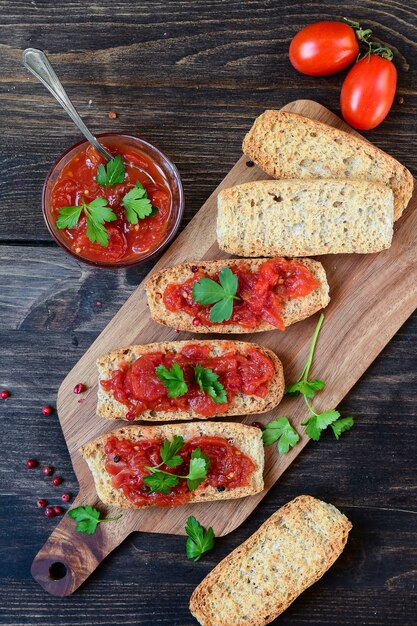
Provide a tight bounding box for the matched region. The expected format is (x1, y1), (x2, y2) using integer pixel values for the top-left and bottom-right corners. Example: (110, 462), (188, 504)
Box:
(340, 55), (397, 130)
(74, 226), (127, 262)
(289, 22), (359, 76)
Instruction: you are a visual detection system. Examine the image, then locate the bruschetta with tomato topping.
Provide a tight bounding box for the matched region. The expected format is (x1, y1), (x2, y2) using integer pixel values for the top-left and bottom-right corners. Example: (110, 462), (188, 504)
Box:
(80, 421), (264, 508)
(145, 257), (329, 333)
(97, 340), (284, 421)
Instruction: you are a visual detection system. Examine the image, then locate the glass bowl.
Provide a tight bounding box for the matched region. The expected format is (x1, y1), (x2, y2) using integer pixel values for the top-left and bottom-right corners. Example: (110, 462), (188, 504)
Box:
(42, 133), (184, 268)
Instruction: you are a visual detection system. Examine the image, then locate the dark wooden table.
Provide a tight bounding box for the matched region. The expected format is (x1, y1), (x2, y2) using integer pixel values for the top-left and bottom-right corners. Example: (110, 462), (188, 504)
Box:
(1, 1), (417, 624)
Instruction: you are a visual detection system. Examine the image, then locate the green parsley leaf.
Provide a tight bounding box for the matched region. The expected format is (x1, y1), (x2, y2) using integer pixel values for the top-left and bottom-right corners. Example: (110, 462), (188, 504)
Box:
(284, 314), (355, 443)
(192, 267), (240, 323)
(185, 515), (215, 562)
(84, 197), (118, 246)
(219, 265), (238, 294)
(156, 363), (188, 398)
(96, 154), (125, 186)
(68, 505), (122, 535)
(143, 472), (179, 494)
(186, 448), (210, 491)
(56, 196), (117, 247)
(302, 409), (341, 441)
(160, 435), (185, 468)
(262, 417), (300, 454)
(55, 205), (83, 230)
(285, 378), (325, 398)
(192, 278), (227, 305)
(331, 416), (354, 440)
(194, 365), (227, 404)
(209, 298), (234, 323)
(143, 443), (210, 493)
(122, 181), (155, 224)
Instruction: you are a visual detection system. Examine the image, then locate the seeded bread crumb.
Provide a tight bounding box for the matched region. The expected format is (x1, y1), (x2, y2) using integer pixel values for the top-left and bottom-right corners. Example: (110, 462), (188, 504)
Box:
(217, 179), (394, 257)
(190, 495), (352, 625)
(243, 110), (413, 220)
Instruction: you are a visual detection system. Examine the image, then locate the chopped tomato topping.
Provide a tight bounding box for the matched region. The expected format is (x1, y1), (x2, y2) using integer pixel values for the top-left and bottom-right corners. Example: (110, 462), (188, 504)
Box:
(104, 435), (256, 507)
(163, 258), (319, 330)
(100, 344), (274, 418)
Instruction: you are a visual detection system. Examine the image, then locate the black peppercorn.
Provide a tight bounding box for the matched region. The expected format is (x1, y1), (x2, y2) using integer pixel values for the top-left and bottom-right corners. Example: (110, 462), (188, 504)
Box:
(217, 485), (226, 492)
(114, 455), (120, 463)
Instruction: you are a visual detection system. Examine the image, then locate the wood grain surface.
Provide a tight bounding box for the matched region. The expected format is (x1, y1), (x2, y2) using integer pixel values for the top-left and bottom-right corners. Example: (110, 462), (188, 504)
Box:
(29, 99), (417, 598)
(1, 0), (417, 624)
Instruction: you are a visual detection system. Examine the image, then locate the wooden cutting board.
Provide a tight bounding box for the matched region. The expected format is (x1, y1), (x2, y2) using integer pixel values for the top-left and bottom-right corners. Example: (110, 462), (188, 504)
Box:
(31, 100), (417, 597)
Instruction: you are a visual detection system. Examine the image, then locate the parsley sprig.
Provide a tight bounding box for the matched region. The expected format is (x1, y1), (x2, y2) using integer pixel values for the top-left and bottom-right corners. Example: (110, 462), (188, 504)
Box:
(286, 314), (354, 441)
(96, 155), (126, 186)
(122, 181), (158, 223)
(185, 516), (215, 561)
(155, 363), (226, 404)
(156, 363), (188, 398)
(194, 365), (227, 404)
(192, 267), (240, 323)
(56, 155), (159, 247)
(262, 417), (300, 454)
(56, 196), (117, 246)
(68, 505), (122, 535)
(143, 439), (210, 494)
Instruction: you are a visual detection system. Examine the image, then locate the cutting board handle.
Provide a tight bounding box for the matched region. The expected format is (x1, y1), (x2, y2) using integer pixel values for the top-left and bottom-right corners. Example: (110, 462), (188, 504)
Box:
(31, 495), (131, 596)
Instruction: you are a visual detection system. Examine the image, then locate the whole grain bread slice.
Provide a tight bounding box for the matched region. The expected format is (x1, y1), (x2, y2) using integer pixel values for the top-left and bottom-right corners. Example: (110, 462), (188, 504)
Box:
(80, 421), (264, 509)
(242, 110), (413, 220)
(189, 495), (352, 626)
(145, 257), (329, 333)
(97, 340), (284, 420)
(217, 179), (394, 256)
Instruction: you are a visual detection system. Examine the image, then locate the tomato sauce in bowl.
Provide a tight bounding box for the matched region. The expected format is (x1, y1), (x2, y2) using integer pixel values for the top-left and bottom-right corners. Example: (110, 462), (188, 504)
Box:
(43, 134), (184, 267)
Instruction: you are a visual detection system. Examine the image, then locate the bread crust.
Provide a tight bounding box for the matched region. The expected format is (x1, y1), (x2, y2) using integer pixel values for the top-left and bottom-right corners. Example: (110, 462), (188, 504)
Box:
(242, 110), (413, 220)
(145, 258), (329, 333)
(189, 495), (352, 626)
(97, 340), (284, 421)
(80, 421), (264, 509)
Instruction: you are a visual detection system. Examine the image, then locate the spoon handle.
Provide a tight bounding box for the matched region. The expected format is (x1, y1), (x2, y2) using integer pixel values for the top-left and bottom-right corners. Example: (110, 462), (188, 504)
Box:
(23, 48), (113, 162)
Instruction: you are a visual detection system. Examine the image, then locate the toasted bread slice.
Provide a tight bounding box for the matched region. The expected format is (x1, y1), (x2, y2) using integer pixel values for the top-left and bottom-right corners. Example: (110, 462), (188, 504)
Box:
(190, 495), (352, 625)
(243, 110), (413, 220)
(217, 179), (394, 257)
(97, 340), (284, 420)
(80, 421), (264, 509)
(145, 258), (329, 333)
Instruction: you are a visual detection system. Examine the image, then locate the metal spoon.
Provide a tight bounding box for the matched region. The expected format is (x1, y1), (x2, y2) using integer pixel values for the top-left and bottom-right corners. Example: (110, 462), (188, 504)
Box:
(23, 48), (113, 162)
